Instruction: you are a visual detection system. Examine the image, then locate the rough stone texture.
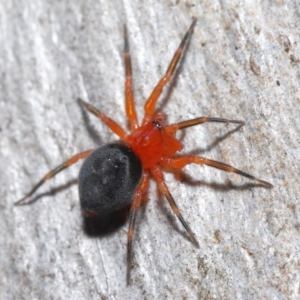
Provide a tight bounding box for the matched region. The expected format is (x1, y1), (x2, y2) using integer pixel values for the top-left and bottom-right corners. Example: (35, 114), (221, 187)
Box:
(1, 1), (299, 299)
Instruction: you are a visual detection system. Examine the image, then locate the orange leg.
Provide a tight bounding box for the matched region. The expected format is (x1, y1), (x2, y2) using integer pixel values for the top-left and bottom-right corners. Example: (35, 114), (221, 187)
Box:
(124, 25), (138, 131)
(165, 117), (245, 134)
(15, 150), (93, 205)
(142, 18), (197, 125)
(160, 156), (273, 188)
(127, 172), (149, 284)
(151, 165), (198, 246)
(78, 99), (127, 139)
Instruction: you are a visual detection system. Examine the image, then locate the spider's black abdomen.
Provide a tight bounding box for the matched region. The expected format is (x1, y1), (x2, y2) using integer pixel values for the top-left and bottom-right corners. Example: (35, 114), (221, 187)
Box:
(79, 143), (142, 214)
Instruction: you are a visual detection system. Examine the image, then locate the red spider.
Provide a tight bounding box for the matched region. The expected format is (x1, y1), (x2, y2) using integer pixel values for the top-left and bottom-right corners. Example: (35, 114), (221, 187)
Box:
(16, 18), (273, 283)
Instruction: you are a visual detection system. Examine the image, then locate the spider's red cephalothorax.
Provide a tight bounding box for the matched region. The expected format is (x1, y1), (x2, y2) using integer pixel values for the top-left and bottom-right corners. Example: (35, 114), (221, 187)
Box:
(16, 18), (273, 284)
(125, 112), (183, 169)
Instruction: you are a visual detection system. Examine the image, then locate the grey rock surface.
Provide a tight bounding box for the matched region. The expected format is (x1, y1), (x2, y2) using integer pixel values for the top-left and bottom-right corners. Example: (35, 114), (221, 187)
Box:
(1, 1), (299, 299)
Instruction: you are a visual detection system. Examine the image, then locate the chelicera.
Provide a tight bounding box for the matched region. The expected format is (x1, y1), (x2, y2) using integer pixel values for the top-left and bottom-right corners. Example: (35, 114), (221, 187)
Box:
(16, 19), (273, 283)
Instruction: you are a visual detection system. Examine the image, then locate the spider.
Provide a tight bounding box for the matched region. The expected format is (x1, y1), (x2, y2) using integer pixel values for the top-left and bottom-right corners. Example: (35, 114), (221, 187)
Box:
(16, 18), (273, 283)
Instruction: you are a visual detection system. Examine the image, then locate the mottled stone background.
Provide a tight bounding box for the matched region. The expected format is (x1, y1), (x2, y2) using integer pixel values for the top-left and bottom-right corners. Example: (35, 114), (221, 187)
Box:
(1, 1), (299, 299)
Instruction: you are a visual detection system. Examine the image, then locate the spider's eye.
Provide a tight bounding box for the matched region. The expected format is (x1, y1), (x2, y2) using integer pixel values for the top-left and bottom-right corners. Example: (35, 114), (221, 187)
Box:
(152, 120), (162, 130)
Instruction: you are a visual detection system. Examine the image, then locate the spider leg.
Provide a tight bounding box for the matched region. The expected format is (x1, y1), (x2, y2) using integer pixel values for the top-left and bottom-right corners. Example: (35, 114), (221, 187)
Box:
(15, 150), (93, 205)
(127, 172), (149, 285)
(151, 165), (199, 246)
(124, 25), (138, 131)
(78, 98), (127, 139)
(160, 156), (273, 188)
(142, 18), (197, 125)
(165, 117), (245, 134)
